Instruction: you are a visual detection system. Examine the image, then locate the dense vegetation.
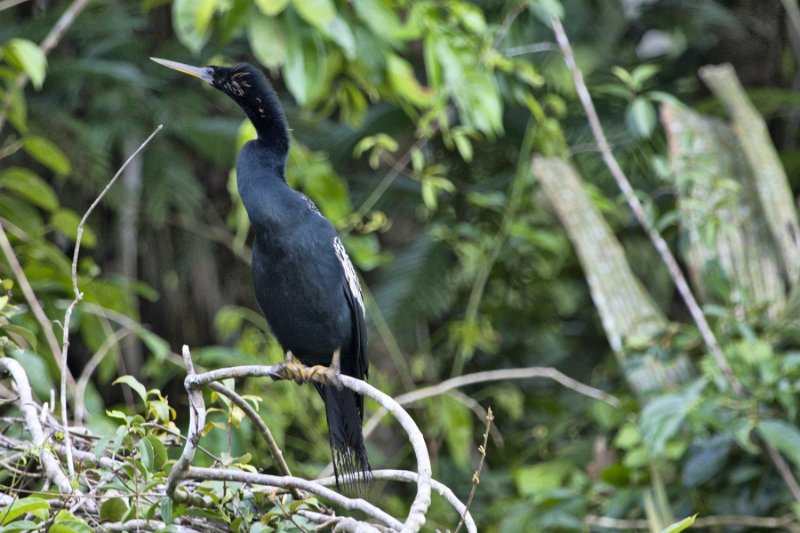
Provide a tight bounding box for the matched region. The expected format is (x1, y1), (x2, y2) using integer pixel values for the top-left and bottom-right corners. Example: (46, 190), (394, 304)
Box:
(1, 0), (800, 531)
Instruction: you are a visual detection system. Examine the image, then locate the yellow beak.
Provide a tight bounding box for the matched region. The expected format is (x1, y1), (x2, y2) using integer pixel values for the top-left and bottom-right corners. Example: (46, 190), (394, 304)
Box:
(150, 57), (213, 84)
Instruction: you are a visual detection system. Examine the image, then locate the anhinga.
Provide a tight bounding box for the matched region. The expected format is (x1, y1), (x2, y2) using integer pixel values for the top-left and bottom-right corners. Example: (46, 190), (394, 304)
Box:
(151, 57), (371, 489)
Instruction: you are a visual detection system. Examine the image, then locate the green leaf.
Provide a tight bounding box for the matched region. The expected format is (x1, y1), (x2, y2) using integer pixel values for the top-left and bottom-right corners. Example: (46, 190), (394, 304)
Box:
(146, 435), (168, 470)
(2, 324), (37, 350)
(4, 39), (47, 89)
(528, 0), (564, 25)
(438, 395), (472, 469)
(757, 419), (800, 469)
(51, 208), (96, 248)
(282, 25), (325, 106)
(626, 97), (656, 138)
(641, 380), (705, 457)
(513, 460), (574, 496)
(113, 375), (148, 404)
(0, 167), (59, 211)
(660, 515), (697, 533)
(0, 497), (49, 525)
(99, 498), (128, 523)
(386, 54), (432, 108)
(138, 330), (171, 361)
(291, 0), (335, 30)
(254, 0), (288, 16)
(172, 0), (217, 53)
(22, 136), (70, 175)
(49, 520), (93, 533)
(138, 436), (155, 471)
(248, 14), (288, 70)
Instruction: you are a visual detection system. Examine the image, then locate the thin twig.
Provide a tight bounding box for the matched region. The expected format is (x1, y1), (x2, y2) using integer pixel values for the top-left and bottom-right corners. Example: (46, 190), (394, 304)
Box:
(454, 408), (492, 533)
(585, 512), (799, 531)
(60, 124), (163, 478)
(362, 366), (618, 443)
(550, 17), (743, 397)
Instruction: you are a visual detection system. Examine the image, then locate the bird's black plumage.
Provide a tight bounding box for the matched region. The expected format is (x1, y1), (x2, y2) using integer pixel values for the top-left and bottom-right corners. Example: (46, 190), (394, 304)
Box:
(152, 58), (370, 488)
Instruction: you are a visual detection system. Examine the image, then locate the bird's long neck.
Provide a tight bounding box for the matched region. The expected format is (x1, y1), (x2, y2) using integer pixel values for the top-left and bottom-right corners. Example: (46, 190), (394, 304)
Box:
(233, 74), (290, 160)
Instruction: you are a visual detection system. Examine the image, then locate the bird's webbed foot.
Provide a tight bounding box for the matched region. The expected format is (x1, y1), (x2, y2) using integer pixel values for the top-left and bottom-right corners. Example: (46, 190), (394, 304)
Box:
(275, 349), (342, 387)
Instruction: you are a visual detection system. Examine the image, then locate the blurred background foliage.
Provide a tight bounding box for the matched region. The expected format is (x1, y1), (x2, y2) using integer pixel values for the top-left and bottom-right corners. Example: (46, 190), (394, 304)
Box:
(2, 0), (800, 530)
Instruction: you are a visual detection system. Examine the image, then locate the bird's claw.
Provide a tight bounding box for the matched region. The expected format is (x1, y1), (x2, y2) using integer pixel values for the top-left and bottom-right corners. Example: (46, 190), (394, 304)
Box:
(275, 361), (342, 387)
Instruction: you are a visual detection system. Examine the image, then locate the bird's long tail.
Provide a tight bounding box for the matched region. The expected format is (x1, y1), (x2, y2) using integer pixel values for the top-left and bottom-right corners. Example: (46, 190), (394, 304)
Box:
(319, 384), (371, 491)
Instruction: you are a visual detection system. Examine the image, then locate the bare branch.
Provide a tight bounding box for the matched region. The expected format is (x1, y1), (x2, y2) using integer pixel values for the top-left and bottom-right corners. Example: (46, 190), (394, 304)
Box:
(187, 466), (402, 531)
(0, 358), (90, 508)
(454, 408), (492, 533)
(60, 124), (163, 478)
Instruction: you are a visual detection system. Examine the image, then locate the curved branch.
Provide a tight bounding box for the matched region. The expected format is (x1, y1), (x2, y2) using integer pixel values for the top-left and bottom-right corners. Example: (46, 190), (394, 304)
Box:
(187, 466), (401, 530)
(0, 358), (89, 507)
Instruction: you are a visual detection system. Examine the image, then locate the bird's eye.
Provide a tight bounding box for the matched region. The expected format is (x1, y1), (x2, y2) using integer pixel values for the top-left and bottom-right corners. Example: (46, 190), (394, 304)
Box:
(206, 68), (214, 78)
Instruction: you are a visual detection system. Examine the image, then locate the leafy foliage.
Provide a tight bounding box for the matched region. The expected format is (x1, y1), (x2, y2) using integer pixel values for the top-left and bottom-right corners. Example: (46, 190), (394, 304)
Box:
(2, 0), (800, 531)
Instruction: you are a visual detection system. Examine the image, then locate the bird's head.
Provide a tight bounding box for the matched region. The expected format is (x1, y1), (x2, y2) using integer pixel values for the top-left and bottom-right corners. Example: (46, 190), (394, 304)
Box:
(150, 57), (264, 102)
(151, 57), (288, 152)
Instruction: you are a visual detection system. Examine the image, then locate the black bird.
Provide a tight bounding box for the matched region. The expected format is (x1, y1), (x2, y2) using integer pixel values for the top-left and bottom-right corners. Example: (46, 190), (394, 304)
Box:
(151, 57), (371, 488)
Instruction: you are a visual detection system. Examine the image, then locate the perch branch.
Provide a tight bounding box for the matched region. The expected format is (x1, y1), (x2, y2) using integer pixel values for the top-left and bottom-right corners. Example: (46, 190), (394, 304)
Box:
(171, 350), (432, 532)
(550, 17), (743, 397)
(60, 124), (163, 478)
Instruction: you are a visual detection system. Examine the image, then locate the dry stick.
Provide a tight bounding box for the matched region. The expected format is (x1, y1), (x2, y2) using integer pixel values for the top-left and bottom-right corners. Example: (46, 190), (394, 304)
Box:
(0, 358), (91, 508)
(60, 124), (163, 478)
(549, 17), (743, 397)
(550, 17), (800, 503)
(363, 366), (619, 441)
(314, 470), (476, 533)
(187, 467), (400, 531)
(453, 408), (492, 533)
(203, 381), (302, 500)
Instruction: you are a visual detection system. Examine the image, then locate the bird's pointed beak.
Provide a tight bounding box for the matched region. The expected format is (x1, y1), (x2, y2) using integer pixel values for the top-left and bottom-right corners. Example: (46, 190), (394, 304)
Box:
(150, 57), (213, 84)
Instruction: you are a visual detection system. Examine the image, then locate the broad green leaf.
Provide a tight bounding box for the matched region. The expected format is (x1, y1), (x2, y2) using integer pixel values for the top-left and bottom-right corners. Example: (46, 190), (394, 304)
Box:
(528, 0), (564, 25)
(757, 419), (800, 469)
(2, 324), (37, 350)
(641, 380), (705, 457)
(0, 195), (44, 239)
(138, 435), (155, 471)
(99, 498), (128, 522)
(291, 0), (335, 30)
(439, 395), (472, 469)
(49, 520), (93, 533)
(660, 515), (697, 533)
(4, 39), (47, 89)
(146, 435), (168, 470)
(22, 136), (70, 175)
(51, 208), (96, 248)
(138, 330), (171, 361)
(386, 54), (432, 108)
(248, 14), (287, 70)
(254, 0), (288, 16)
(0, 167), (59, 211)
(113, 375), (148, 404)
(172, 0), (217, 53)
(626, 97), (656, 138)
(352, 0), (402, 41)
(0, 497), (49, 525)
(513, 460), (574, 496)
(324, 16), (356, 59)
(282, 26), (325, 106)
